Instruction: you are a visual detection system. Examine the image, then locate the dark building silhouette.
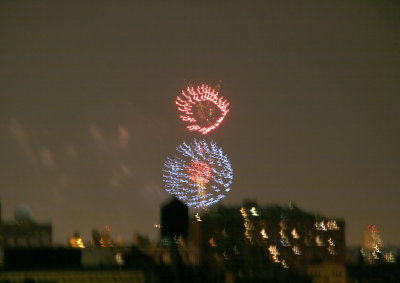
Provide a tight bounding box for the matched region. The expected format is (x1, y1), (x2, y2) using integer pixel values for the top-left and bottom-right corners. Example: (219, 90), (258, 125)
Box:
(0, 202), (52, 248)
(4, 248), (81, 270)
(161, 197), (188, 243)
(190, 201), (345, 282)
(90, 229), (101, 247)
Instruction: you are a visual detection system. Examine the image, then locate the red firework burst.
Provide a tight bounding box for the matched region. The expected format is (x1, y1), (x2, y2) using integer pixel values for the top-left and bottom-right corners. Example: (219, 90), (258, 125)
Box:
(176, 84), (229, 134)
(187, 160), (212, 184)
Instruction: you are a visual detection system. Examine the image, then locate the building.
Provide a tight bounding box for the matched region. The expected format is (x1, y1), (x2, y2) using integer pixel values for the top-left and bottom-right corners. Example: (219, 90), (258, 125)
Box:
(161, 197), (189, 243)
(190, 201), (345, 282)
(0, 202), (52, 249)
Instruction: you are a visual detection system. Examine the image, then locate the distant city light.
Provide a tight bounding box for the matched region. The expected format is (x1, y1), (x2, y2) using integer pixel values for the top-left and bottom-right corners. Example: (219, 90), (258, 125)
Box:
(250, 207), (259, 216)
(195, 213), (202, 222)
(281, 259), (288, 269)
(315, 220), (340, 231)
(315, 235), (324, 247)
(115, 252), (124, 266)
(209, 237), (217, 247)
(315, 221), (327, 231)
(292, 245), (302, 255)
(261, 228), (269, 239)
(326, 220), (339, 230)
(268, 245), (280, 263)
(240, 207), (252, 242)
(69, 237), (85, 248)
(328, 237), (336, 255)
(291, 228), (300, 239)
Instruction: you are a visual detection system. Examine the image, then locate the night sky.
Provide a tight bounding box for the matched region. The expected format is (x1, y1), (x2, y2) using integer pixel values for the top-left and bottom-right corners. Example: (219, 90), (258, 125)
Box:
(1, 0), (399, 246)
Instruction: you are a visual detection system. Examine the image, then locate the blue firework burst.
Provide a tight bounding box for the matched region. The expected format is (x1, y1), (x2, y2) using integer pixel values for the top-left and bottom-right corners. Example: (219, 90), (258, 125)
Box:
(162, 139), (233, 209)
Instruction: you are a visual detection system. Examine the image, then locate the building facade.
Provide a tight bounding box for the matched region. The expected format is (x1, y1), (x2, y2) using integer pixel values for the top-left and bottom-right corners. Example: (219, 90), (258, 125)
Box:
(0, 202), (52, 249)
(190, 201), (345, 281)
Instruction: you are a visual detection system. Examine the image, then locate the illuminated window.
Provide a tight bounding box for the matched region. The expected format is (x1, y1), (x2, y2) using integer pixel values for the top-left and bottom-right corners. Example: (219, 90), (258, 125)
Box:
(250, 207), (259, 216)
(291, 228), (300, 239)
(326, 220), (339, 230)
(209, 237), (217, 247)
(292, 245), (302, 255)
(261, 228), (268, 239)
(315, 235), (324, 247)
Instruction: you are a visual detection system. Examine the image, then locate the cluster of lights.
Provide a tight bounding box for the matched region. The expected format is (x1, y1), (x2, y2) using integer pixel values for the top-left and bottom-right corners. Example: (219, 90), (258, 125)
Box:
(327, 237), (336, 255)
(68, 226), (126, 250)
(315, 220), (340, 231)
(279, 221), (291, 247)
(268, 245), (288, 268)
(100, 237), (113, 247)
(371, 244), (382, 259)
(237, 210), (344, 267)
(269, 245), (280, 263)
(176, 84), (230, 135)
(207, 207), (345, 270)
(327, 220), (339, 230)
(163, 139), (233, 209)
(384, 252), (396, 263)
(315, 221), (327, 231)
(363, 224), (384, 262)
(239, 209), (345, 267)
(240, 207), (253, 242)
(69, 236), (85, 248)
(243, 211), (340, 267)
(100, 226), (114, 247)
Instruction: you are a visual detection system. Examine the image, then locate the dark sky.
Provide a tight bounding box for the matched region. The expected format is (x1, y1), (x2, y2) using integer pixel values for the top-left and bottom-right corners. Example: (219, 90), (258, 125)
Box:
(1, 0), (399, 246)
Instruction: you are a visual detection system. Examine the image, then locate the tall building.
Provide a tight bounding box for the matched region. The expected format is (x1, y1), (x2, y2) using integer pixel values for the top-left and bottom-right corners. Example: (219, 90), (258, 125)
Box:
(190, 201), (346, 282)
(161, 197), (188, 244)
(137, 197), (199, 267)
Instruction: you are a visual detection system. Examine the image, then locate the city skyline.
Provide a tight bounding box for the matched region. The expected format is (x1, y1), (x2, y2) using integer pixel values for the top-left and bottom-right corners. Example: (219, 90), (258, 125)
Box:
(1, 0), (399, 246)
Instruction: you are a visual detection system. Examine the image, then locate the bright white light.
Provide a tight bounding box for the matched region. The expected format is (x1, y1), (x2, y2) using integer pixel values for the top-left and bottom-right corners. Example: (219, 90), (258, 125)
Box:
(195, 213), (202, 222)
(250, 207), (259, 216)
